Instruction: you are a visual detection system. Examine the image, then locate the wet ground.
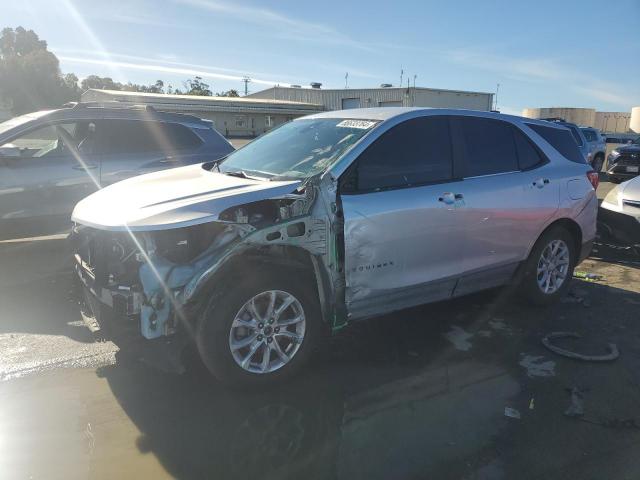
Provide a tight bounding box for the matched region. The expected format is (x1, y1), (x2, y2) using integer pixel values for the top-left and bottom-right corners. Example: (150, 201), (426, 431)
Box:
(1, 179), (640, 479)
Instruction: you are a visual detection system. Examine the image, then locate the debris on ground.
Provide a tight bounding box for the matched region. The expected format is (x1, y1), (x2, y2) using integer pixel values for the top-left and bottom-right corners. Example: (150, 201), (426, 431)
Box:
(489, 319), (507, 330)
(504, 407), (521, 419)
(564, 387), (585, 417)
(562, 290), (587, 305)
(443, 325), (473, 351)
(519, 354), (556, 378)
(573, 271), (604, 282)
(529, 398), (535, 410)
(542, 332), (619, 362)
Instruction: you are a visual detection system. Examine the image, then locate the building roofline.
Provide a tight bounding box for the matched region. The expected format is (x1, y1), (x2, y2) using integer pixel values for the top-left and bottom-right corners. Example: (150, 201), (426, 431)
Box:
(84, 89), (323, 107)
(250, 85), (494, 97)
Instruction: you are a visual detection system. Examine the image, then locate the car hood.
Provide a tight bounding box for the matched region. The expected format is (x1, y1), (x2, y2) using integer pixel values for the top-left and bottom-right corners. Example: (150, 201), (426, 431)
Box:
(72, 163), (301, 231)
(620, 176), (640, 202)
(616, 144), (640, 154)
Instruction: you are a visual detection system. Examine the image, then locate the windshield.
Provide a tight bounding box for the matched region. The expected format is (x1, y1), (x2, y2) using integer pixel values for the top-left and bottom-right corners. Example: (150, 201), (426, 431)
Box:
(217, 118), (377, 180)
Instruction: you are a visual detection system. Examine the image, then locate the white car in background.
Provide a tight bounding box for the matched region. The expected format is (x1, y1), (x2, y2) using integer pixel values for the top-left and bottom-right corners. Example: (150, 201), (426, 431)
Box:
(600, 176), (640, 248)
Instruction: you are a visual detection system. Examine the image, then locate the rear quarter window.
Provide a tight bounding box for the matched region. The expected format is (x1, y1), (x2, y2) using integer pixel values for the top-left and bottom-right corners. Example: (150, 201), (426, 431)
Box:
(567, 125), (584, 146)
(526, 124), (586, 164)
(162, 123), (203, 150)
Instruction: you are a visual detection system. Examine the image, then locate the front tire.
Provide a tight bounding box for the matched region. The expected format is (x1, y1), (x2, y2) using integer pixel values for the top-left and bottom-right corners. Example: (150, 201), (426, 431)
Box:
(196, 271), (321, 388)
(519, 226), (576, 306)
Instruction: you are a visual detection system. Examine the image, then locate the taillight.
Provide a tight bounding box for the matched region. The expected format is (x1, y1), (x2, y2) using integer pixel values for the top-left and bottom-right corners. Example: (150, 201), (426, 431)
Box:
(587, 170), (599, 190)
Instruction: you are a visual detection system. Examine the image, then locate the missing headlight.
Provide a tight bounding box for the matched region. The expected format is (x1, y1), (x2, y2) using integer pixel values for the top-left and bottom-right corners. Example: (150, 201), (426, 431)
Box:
(154, 223), (227, 263)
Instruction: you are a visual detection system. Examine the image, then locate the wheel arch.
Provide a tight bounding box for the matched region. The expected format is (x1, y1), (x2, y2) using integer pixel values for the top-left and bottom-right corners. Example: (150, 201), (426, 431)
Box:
(190, 244), (330, 326)
(530, 218), (583, 261)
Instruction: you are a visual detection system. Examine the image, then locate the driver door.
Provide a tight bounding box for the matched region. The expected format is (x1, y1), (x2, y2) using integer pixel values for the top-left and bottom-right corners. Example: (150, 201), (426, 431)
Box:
(0, 122), (99, 239)
(340, 116), (467, 320)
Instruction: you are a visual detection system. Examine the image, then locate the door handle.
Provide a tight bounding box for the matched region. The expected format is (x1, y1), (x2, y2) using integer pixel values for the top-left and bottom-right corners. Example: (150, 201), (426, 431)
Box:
(73, 164), (98, 170)
(438, 192), (463, 204)
(532, 178), (550, 188)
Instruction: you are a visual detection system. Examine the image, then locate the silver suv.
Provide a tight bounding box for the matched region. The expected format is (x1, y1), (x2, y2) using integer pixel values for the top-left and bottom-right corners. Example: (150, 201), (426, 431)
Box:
(71, 108), (598, 387)
(580, 127), (606, 171)
(0, 102), (233, 240)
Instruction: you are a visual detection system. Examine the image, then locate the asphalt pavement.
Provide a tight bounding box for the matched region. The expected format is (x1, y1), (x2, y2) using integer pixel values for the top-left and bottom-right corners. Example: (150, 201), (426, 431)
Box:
(1, 178), (640, 480)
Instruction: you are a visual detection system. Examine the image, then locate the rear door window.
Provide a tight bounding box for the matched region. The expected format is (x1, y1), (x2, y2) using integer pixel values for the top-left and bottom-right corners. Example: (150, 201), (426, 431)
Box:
(459, 117), (518, 177)
(582, 129), (597, 142)
(90, 120), (201, 155)
(526, 123), (586, 164)
(354, 116), (453, 191)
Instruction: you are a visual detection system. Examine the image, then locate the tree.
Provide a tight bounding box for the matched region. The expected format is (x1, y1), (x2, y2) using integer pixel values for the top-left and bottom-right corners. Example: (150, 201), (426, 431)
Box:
(80, 75), (123, 91)
(217, 89), (239, 97)
(183, 76), (212, 96)
(0, 27), (78, 114)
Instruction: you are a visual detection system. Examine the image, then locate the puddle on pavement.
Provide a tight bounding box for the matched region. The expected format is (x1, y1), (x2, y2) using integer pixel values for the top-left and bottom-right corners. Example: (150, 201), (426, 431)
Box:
(0, 351), (520, 480)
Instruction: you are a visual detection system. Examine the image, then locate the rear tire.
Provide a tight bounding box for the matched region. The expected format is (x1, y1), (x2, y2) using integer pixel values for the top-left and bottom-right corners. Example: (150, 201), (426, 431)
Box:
(519, 226), (577, 306)
(196, 270), (322, 389)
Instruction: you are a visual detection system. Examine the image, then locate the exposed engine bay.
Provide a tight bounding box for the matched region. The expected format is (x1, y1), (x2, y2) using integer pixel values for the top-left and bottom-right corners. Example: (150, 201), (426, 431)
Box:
(71, 177), (346, 346)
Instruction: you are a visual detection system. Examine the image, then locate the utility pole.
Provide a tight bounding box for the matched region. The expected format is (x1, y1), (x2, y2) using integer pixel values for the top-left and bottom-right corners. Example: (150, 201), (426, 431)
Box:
(345, 72), (349, 89)
(494, 83), (500, 111)
(400, 68), (404, 88)
(413, 74), (417, 88)
(242, 76), (251, 96)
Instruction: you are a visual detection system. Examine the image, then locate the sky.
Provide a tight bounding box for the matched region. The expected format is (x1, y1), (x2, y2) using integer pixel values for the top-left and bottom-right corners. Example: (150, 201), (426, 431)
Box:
(3, 0), (640, 115)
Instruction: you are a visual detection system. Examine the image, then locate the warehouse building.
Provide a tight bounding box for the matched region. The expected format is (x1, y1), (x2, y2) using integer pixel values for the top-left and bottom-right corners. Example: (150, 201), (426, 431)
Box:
(81, 89), (323, 137)
(522, 106), (636, 134)
(82, 83), (495, 138)
(248, 84), (494, 112)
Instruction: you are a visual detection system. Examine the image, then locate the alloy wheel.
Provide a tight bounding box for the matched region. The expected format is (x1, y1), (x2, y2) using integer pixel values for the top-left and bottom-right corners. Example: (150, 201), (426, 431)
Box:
(536, 239), (570, 294)
(228, 290), (306, 374)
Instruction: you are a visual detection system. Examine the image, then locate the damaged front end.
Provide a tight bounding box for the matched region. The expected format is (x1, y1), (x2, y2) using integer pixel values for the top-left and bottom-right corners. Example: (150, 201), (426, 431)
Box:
(71, 175), (346, 368)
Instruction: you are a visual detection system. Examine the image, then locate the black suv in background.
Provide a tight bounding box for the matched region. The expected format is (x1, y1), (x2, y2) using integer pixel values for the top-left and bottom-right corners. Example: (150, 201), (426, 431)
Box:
(0, 102), (234, 239)
(606, 137), (640, 183)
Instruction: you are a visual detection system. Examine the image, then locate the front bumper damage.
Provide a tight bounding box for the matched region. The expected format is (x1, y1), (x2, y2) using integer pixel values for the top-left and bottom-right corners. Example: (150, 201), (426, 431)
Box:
(71, 179), (345, 371)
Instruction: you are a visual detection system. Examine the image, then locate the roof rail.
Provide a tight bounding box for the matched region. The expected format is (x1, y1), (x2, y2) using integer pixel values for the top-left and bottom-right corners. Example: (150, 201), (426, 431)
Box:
(65, 101), (157, 112)
(541, 117), (566, 123)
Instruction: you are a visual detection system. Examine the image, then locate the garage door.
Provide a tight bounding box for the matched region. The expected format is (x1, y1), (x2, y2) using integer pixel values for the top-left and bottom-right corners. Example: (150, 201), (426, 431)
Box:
(342, 98), (361, 109)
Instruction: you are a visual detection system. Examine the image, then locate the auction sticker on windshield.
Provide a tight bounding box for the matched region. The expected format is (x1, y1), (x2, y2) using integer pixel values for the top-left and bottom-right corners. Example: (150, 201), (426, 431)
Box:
(336, 120), (377, 129)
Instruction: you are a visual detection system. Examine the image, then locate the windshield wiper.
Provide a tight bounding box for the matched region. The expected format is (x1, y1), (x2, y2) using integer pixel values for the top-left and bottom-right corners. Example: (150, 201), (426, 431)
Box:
(223, 170), (270, 181)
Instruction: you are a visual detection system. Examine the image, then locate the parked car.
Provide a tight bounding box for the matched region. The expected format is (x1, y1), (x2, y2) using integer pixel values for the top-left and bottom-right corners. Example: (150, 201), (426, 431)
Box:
(579, 126), (606, 172)
(71, 108), (598, 387)
(606, 137), (640, 184)
(541, 118), (592, 165)
(599, 175), (640, 247)
(0, 102), (233, 240)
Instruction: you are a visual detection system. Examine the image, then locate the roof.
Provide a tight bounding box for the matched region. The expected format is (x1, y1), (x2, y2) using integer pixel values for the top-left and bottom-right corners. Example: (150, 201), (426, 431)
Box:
(302, 107), (569, 128)
(85, 89), (322, 107)
(303, 107), (425, 121)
